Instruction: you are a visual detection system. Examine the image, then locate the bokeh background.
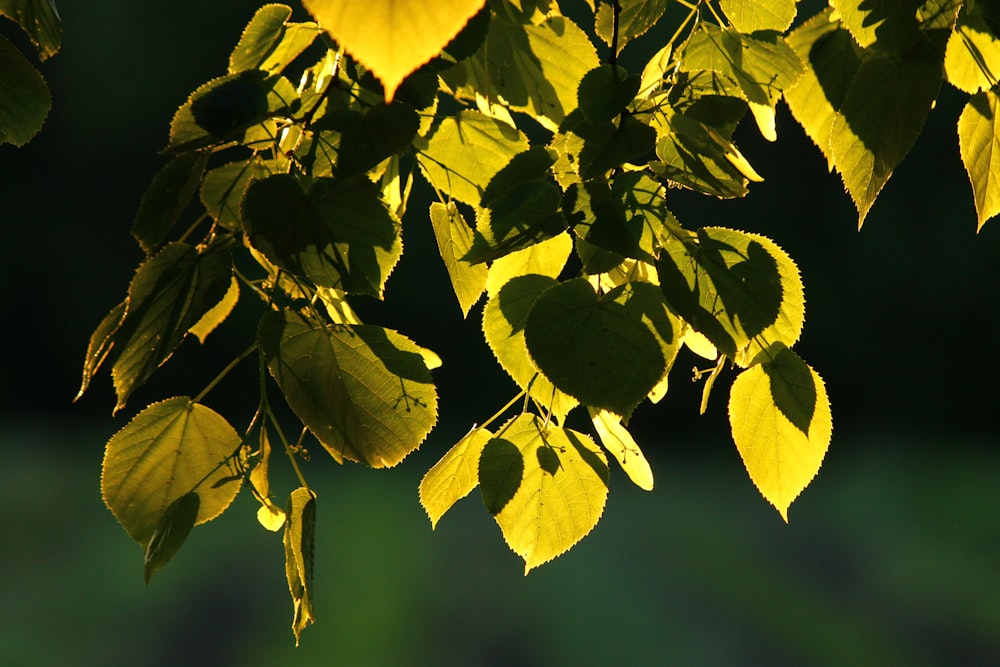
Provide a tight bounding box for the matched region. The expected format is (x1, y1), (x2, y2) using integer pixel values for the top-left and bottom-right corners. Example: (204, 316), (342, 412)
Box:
(2, 2), (999, 665)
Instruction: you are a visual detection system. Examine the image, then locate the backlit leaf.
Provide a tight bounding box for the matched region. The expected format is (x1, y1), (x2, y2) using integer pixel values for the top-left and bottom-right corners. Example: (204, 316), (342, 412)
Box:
(959, 89), (1000, 230)
(251, 427), (286, 531)
(241, 173), (402, 297)
(260, 310), (438, 468)
(166, 70), (299, 153)
(417, 110), (529, 207)
(720, 0), (796, 33)
(485, 232), (573, 298)
(284, 487), (316, 645)
(302, 0), (486, 101)
(322, 103), (420, 179)
(482, 273), (578, 422)
(0, 33), (50, 147)
(144, 492), (200, 584)
(132, 152), (210, 254)
(76, 300), (126, 401)
(577, 65), (641, 123)
(0, 0), (61, 60)
(596, 0), (668, 52)
(429, 201), (488, 316)
(483, 414), (609, 573)
(945, 4), (1000, 94)
(831, 0), (920, 53)
(588, 407), (653, 490)
(188, 276), (239, 344)
(420, 427), (494, 528)
(200, 157), (273, 231)
(525, 278), (664, 415)
(102, 397), (243, 546)
(657, 227), (803, 363)
(728, 344), (831, 521)
(110, 241), (234, 413)
(229, 4), (320, 75)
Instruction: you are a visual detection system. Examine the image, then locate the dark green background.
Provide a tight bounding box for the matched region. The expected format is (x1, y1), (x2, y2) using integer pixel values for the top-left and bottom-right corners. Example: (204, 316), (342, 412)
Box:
(2, 2), (998, 665)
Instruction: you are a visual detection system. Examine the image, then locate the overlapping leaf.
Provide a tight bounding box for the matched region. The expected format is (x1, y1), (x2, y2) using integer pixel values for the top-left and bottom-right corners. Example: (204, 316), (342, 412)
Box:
(419, 427), (494, 527)
(959, 89), (1000, 230)
(284, 487), (317, 645)
(720, 0), (796, 33)
(241, 173), (402, 297)
(229, 3), (320, 75)
(0, 0), (62, 60)
(132, 152), (210, 254)
(480, 414), (609, 572)
(0, 33), (50, 147)
(101, 397), (243, 548)
(259, 310), (438, 468)
(588, 407), (653, 490)
(729, 344), (831, 521)
(302, 0), (486, 101)
(429, 202), (488, 316)
(944, 4), (1000, 94)
(595, 0), (668, 53)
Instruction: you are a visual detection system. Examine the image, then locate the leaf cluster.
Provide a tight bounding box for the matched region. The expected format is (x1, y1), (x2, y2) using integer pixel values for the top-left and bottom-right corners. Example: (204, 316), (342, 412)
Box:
(67, 0), (998, 642)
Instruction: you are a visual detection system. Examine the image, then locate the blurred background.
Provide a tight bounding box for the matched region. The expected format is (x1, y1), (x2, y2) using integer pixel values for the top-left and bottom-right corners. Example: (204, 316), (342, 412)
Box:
(2, 2), (999, 665)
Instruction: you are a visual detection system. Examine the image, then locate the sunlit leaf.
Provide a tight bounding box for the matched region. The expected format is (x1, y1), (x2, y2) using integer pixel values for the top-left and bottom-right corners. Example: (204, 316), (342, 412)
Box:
(188, 276), (239, 344)
(144, 492), (200, 584)
(830, 0), (920, 53)
(251, 427), (286, 531)
(525, 278), (664, 416)
(0, 0), (62, 60)
(719, 0), (796, 33)
(417, 110), (529, 207)
(958, 89), (1000, 230)
(657, 227), (803, 363)
(166, 70), (299, 153)
(302, 0), (486, 101)
(132, 152), (210, 254)
(482, 273), (578, 422)
(260, 310), (438, 468)
(76, 300), (126, 401)
(102, 397), (243, 547)
(588, 407), (653, 490)
(110, 241), (234, 413)
(229, 4), (320, 75)
(241, 173), (402, 297)
(595, 0), (668, 52)
(429, 202), (488, 316)
(420, 427), (494, 528)
(483, 414), (608, 573)
(945, 4), (1000, 94)
(200, 158), (274, 231)
(729, 344), (832, 521)
(284, 487), (316, 645)
(0, 33), (50, 147)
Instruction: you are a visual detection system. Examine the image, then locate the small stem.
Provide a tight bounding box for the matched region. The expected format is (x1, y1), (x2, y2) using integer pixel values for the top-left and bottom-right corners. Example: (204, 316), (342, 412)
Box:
(479, 386), (529, 432)
(610, 0), (622, 69)
(270, 412), (310, 489)
(193, 343), (258, 404)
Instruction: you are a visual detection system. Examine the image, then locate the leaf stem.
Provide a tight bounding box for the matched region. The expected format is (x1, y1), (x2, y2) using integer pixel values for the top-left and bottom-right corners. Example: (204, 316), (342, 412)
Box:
(193, 343), (258, 404)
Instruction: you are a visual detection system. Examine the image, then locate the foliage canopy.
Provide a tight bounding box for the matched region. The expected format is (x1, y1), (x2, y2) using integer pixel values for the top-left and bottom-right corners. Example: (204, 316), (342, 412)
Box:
(2, 0), (996, 644)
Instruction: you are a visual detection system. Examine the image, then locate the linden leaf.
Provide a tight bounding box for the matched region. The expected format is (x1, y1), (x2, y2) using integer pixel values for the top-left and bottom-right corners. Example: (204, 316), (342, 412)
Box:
(302, 0), (487, 101)
(588, 407), (654, 491)
(420, 427), (494, 528)
(728, 344), (832, 521)
(284, 487), (317, 645)
(958, 89), (1000, 230)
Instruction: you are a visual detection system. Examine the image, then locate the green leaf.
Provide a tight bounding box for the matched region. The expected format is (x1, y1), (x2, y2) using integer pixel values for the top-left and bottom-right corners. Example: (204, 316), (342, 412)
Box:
(419, 427), (494, 528)
(76, 300), (126, 401)
(321, 103), (420, 179)
(101, 397), (243, 546)
(251, 428), (286, 532)
(829, 50), (944, 225)
(0, 33), (50, 147)
(144, 492), (200, 584)
(570, 112), (657, 180)
(719, 0), (797, 33)
(482, 414), (609, 573)
(482, 273), (579, 423)
(830, 0), (921, 53)
(783, 8), (862, 168)
(429, 201), (488, 316)
(959, 89), (1000, 230)
(199, 158), (266, 231)
(679, 24), (803, 141)
(595, 0), (668, 53)
(188, 275), (240, 344)
(302, 0), (486, 101)
(945, 3), (1000, 93)
(484, 232), (573, 298)
(283, 487), (316, 645)
(131, 152), (210, 254)
(656, 227), (803, 363)
(241, 173), (402, 297)
(0, 0), (62, 60)
(229, 4), (320, 75)
(260, 310), (438, 468)
(524, 278), (665, 416)
(728, 344), (832, 521)
(110, 241), (234, 413)
(166, 70), (299, 153)
(417, 110), (529, 207)
(588, 407), (653, 491)
(577, 65), (641, 123)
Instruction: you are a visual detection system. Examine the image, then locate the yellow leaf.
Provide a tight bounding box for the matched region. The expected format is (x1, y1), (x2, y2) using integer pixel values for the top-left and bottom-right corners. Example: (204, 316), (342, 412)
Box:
(302, 0), (487, 101)
(728, 344), (831, 521)
(419, 426), (493, 528)
(588, 407), (654, 491)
